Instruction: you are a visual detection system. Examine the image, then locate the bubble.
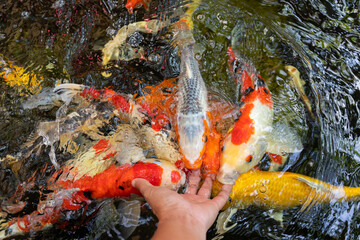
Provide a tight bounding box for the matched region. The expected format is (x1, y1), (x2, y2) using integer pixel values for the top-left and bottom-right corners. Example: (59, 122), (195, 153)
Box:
(259, 186), (267, 193)
(195, 53), (202, 60)
(196, 14), (205, 21)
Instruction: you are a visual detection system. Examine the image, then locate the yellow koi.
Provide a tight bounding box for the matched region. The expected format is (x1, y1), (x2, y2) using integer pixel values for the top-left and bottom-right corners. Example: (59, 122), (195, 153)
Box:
(0, 55), (43, 96)
(213, 170), (360, 211)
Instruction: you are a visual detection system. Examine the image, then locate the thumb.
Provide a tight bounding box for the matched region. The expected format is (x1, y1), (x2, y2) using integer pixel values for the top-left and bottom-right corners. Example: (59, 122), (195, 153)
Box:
(132, 178), (155, 199)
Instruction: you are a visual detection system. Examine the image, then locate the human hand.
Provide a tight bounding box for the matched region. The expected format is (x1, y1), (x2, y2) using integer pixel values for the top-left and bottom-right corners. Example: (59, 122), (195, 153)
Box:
(132, 170), (232, 239)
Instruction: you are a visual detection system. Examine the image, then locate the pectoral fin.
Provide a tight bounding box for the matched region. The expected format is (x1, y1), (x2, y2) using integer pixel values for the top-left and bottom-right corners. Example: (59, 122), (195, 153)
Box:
(215, 207), (238, 236)
(91, 198), (141, 239)
(266, 121), (303, 155)
(267, 209), (284, 228)
(296, 176), (331, 212)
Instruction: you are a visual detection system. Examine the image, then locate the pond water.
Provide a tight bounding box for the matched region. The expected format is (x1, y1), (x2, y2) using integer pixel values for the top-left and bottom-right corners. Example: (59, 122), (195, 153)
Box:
(0, 0), (360, 239)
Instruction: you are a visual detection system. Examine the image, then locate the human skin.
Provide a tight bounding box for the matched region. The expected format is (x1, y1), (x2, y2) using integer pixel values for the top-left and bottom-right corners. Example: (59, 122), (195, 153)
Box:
(132, 170), (232, 240)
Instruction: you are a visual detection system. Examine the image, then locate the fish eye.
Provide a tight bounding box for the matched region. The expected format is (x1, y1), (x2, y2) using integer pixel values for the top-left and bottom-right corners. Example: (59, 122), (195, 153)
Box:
(245, 155), (253, 163)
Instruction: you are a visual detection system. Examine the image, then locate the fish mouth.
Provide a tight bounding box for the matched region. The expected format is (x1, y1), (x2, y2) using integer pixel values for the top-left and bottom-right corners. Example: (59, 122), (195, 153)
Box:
(177, 112), (207, 169)
(217, 166), (239, 185)
(182, 156), (203, 169)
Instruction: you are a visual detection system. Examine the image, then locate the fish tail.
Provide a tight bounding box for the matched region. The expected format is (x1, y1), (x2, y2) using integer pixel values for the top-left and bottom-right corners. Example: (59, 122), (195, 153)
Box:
(342, 186), (360, 202)
(227, 46), (258, 95)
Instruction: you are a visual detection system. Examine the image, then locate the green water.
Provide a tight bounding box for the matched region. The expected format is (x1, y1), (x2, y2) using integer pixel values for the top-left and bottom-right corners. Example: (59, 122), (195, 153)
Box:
(1, 0), (360, 239)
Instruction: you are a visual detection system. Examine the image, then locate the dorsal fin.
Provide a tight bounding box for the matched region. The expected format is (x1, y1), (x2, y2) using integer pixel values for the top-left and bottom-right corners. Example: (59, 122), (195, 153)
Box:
(296, 176), (331, 193)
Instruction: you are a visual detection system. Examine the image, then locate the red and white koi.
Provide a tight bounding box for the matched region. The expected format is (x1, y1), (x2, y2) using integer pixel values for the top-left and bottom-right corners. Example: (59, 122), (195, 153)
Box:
(3, 160), (185, 236)
(54, 83), (171, 132)
(217, 47), (274, 184)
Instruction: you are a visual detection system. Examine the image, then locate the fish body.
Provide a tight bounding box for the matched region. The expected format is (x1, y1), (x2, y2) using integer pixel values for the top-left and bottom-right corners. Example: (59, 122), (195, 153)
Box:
(0, 54), (43, 96)
(125, 0), (151, 14)
(58, 160), (185, 199)
(217, 47), (273, 184)
(213, 170), (360, 211)
(4, 160), (185, 236)
(177, 44), (209, 169)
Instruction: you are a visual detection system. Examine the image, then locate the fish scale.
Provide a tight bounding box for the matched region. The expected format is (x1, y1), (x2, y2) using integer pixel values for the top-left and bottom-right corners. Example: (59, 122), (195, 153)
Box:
(177, 44), (209, 169)
(213, 170), (360, 211)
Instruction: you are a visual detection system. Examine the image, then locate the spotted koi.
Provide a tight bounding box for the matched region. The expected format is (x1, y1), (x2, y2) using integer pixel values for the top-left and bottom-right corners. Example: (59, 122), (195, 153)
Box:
(217, 46), (274, 184)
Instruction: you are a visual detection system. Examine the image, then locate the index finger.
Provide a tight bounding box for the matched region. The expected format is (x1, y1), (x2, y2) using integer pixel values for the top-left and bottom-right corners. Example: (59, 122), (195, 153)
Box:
(132, 178), (155, 199)
(211, 184), (232, 210)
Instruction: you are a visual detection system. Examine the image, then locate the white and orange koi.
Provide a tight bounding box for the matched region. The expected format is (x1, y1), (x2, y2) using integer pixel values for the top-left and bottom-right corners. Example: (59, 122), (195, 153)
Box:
(177, 44), (209, 169)
(217, 46), (274, 184)
(1, 160), (185, 237)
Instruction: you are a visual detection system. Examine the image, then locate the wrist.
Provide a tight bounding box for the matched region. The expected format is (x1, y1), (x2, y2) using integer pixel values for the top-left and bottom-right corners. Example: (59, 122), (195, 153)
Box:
(153, 214), (207, 240)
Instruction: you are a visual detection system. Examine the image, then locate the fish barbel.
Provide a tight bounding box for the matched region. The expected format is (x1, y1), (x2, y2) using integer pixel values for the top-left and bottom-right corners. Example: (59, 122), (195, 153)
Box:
(213, 170), (360, 211)
(177, 44), (209, 169)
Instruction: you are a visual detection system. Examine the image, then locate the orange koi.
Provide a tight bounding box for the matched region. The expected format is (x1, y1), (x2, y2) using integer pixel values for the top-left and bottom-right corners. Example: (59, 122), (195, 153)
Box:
(125, 0), (151, 14)
(6, 161), (185, 235)
(201, 125), (221, 178)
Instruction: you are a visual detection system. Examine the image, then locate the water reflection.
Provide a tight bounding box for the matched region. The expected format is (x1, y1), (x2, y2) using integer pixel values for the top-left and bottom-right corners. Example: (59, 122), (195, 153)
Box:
(1, 0), (360, 239)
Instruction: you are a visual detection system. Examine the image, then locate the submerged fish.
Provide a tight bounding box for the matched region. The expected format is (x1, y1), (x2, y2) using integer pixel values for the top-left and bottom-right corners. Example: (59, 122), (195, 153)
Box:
(217, 43), (303, 184)
(217, 46), (274, 184)
(0, 54), (43, 96)
(1, 160), (185, 237)
(213, 170), (360, 211)
(125, 0), (151, 14)
(177, 44), (209, 169)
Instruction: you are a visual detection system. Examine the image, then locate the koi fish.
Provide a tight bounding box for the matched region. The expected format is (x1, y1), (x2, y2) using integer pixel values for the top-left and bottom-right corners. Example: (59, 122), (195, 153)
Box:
(177, 44), (209, 169)
(0, 54), (43, 96)
(217, 46), (274, 184)
(125, 0), (151, 14)
(217, 46), (303, 184)
(213, 170), (360, 235)
(213, 170), (360, 211)
(285, 65), (314, 119)
(2, 160), (185, 237)
(201, 124), (221, 178)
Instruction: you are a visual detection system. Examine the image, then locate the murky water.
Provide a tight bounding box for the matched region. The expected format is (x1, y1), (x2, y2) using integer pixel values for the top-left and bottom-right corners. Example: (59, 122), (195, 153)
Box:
(1, 0), (360, 239)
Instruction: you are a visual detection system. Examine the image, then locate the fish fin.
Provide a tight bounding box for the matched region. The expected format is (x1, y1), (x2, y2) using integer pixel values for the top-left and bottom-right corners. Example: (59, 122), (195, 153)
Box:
(285, 65), (314, 119)
(90, 198), (141, 239)
(296, 176), (330, 212)
(268, 209), (284, 228)
(215, 207), (238, 236)
(296, 176), (331, 193)
(117, 198), (141, 239)
(299, 196), (318, 213)
(53, 83), (86, 105)
(266, 121), (303, 155)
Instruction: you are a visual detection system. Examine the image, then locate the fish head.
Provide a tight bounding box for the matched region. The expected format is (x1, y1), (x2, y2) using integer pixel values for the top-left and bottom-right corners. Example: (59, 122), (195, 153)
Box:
(217, 136), (268, 185)
(144, 159), (186, 190)
(177, 113), (207, 169)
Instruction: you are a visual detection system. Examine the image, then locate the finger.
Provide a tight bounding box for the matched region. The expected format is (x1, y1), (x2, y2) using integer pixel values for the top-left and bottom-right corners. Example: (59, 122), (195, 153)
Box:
(197, 177), (213, 198)
(211, 184), (233, 210)
(186, 169), (201, 195)
(132, 178), (155, 200)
